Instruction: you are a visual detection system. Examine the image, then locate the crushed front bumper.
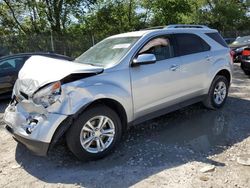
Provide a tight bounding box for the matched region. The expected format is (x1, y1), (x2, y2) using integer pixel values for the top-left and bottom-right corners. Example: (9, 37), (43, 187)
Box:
(5, 125), (50, 156)
(3, 101), (67, 156)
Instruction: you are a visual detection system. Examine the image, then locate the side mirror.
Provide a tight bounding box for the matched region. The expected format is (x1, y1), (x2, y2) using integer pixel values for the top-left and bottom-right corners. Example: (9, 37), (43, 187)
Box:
(132, 54), (156, 66)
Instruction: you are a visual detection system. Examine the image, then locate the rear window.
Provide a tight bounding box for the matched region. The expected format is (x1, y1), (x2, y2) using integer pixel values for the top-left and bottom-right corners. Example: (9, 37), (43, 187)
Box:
(174, 33), (211, 56)
(206, 32), (228, 47)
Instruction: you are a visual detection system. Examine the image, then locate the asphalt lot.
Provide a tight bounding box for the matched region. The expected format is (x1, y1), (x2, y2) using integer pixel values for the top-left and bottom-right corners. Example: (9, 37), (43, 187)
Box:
(0, 63), (250, 188)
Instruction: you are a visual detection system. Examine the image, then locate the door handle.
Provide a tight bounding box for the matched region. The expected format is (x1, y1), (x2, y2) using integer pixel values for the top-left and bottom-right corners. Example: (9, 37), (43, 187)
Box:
(206, 55), (212, 62)
(170, 64), (179, 71)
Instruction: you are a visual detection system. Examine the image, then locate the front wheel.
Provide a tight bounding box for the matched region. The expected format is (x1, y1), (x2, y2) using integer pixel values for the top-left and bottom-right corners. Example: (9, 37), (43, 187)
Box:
(66, 105), (122, 161)
(203, 75), (229, 109)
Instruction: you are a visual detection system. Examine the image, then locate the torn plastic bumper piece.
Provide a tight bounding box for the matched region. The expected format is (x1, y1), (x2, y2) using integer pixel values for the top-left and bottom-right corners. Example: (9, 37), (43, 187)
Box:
(3, 101), (67, 156)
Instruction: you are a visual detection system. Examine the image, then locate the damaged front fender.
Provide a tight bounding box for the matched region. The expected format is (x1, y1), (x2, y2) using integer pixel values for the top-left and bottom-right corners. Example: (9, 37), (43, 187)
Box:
(47, 82), (132, 122)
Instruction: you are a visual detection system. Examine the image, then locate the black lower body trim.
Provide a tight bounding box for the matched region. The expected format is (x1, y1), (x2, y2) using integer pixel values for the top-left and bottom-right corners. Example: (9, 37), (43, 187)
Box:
(132, 95), (205, 126)
(5, 125), (49, 156)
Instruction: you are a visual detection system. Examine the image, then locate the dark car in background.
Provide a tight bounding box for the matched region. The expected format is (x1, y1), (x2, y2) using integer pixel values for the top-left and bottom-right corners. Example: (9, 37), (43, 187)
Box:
(241, 48), (250, 75)
(229, 36), (250, 62)
(0, 52), (73, 99)
(224, 37), (235, 45)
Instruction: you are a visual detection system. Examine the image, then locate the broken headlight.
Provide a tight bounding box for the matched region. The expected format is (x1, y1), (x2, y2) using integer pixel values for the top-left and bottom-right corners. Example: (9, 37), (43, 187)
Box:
(33, 81), (61, 108)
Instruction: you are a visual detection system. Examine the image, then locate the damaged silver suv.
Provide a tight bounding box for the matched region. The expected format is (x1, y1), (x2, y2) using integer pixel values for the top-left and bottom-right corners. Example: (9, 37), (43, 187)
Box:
(4, 25), (233, 161)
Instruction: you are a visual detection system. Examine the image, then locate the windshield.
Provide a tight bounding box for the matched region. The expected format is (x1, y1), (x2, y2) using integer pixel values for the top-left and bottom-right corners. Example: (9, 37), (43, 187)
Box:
(75, 37), (139, 67)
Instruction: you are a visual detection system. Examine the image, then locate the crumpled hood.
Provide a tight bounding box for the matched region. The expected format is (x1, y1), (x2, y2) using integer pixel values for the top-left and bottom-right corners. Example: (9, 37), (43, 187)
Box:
(15, 55), (103, 96)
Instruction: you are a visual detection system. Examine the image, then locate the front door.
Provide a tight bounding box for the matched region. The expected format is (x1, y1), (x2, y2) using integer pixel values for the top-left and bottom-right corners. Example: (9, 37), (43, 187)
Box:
(130, 35), (185, 119)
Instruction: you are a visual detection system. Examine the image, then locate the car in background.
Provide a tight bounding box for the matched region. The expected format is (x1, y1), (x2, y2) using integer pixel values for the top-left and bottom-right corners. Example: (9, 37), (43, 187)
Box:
(240, 48), (250, 75)
(224, 37), (235, 45)
(229, 36), (250, 62)
(0, 47), (9, 57)
(0, 52), (73, 99)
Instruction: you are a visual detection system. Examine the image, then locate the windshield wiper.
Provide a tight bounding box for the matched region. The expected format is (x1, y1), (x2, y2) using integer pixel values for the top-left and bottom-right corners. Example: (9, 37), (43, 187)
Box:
(74, 60), (99, 66)
(83, 62), (98, 66)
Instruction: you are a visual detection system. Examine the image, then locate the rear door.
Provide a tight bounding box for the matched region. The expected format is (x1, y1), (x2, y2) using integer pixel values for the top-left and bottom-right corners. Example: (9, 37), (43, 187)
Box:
(174, 33), (212, 96)
(0, 57), (27, 95)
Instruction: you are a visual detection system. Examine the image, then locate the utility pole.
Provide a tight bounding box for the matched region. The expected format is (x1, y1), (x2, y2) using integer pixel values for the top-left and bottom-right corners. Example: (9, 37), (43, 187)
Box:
(91, 33), (95, 46)
(50, 30), (55, 52)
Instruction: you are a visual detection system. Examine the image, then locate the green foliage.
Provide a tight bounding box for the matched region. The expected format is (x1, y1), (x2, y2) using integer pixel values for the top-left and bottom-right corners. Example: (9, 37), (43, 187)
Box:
(80, 0), (146, 41)
(0, 0), (249, 56)
(141, 0), (193, 25)
(196, 0), (250, 32)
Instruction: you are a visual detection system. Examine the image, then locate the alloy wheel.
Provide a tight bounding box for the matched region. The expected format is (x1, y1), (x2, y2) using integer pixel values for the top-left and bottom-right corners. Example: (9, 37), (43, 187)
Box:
(80, 115), (115, 153)
(213, 81), (227, 105)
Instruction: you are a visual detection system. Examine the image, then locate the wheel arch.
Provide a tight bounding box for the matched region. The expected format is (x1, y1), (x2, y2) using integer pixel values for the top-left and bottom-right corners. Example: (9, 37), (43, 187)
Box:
(215, 69), (231, 84)
(48, 98), (128, 153)
(84, 98), (128, 133)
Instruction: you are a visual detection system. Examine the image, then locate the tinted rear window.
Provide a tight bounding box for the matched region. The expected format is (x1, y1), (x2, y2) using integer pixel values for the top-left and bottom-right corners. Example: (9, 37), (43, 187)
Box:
(174, 33), (211, 56)
(206, 32), (228, 47)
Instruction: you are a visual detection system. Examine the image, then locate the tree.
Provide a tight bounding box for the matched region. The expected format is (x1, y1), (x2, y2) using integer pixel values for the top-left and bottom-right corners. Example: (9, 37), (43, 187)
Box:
(141, 0), (193, 26)
(193, 0), (250, 36)
(79, 0), (144, 42)
(0, 0), (250, 57)
(1, 0), (96, 35)
(0, 0), (97, 55)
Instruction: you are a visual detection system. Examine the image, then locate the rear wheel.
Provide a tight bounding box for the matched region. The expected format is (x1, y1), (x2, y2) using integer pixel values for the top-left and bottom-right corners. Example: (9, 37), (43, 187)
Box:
(203, 75), (229, 109)
(66, 105), (122, 161)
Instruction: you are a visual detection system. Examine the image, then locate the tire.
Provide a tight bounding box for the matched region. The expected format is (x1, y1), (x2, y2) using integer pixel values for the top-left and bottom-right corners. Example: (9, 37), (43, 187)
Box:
(203, 75), (229, 110)
(241, 63), (250, 75)
(66, 105), (122, 161)
(243, 69), (250, 75)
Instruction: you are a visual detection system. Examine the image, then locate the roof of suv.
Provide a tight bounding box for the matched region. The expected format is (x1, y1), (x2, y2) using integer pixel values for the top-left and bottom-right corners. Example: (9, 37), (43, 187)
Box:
(109, 24), (217, 38)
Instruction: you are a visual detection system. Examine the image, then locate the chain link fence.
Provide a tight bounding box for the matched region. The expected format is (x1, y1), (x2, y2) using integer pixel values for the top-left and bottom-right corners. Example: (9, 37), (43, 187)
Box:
(1, 30), (250, 58)
(0, 33), (97, 58)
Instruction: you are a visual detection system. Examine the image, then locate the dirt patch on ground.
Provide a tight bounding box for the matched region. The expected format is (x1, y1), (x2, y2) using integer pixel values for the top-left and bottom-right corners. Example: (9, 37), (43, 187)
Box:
(0, 64), (250, 188)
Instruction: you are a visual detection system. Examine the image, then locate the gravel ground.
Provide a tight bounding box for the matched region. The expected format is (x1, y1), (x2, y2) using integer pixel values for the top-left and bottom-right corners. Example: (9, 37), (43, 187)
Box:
(0, 64), (250, 188)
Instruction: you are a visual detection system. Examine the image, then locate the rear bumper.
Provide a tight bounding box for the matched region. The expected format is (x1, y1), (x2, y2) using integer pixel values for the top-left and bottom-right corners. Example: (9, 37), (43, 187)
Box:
(5, 125), (49, 156)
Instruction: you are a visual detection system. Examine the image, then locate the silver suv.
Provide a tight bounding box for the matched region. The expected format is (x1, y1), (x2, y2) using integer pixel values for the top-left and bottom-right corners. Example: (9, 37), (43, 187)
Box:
(4, 25), (233, 161)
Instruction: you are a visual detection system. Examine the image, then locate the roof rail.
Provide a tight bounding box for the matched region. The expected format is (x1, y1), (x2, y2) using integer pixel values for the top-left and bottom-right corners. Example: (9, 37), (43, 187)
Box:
(165, 24), (209, 29)
(140, 26), (166, 30)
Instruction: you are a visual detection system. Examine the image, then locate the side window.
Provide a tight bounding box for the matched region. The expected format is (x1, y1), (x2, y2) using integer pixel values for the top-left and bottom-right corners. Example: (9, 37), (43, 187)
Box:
(206, 32), (228, 47)
(139, 36), (174, 61)
(0, 57), (25, 73)
(175, 33), (210, 56)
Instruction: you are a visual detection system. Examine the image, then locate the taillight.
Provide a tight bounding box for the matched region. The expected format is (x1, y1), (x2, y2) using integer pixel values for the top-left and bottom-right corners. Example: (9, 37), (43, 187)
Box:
(230, 50), (234, 64)
(242, 49), (250, 56)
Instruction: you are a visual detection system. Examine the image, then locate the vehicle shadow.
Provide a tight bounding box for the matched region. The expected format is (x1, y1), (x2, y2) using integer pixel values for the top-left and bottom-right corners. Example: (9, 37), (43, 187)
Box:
(14, 96), (250, 187)
(0, 99), (9, 113)
(0, 99), (9, 126)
